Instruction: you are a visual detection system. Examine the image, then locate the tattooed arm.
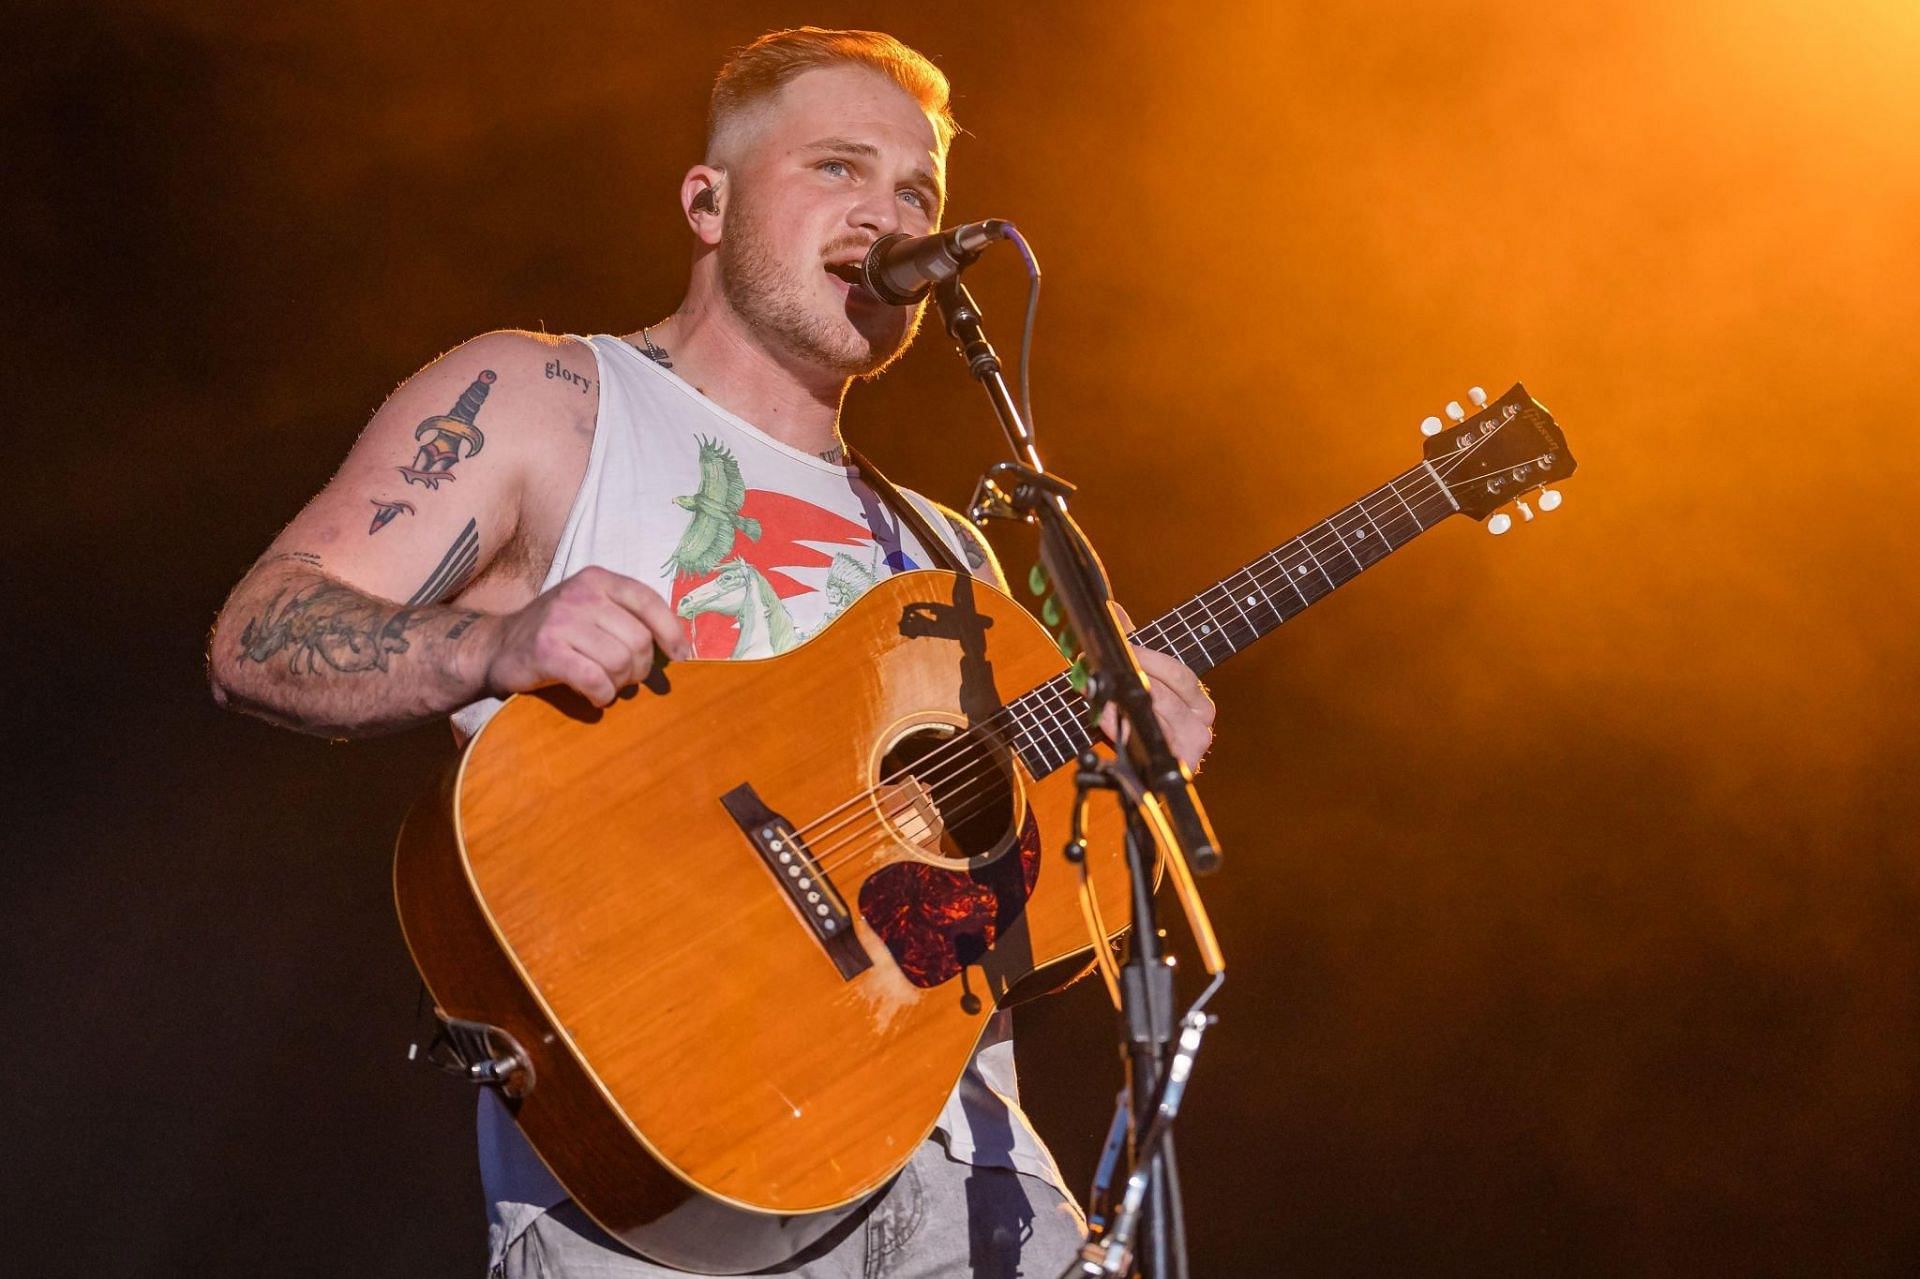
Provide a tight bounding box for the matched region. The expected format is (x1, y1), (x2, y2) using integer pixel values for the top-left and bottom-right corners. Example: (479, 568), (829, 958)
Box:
(210, 331), (687, 738)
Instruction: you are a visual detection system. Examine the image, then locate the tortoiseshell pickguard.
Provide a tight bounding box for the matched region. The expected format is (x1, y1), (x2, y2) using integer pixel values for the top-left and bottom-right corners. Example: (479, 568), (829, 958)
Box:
(857, 812), (1043, 988)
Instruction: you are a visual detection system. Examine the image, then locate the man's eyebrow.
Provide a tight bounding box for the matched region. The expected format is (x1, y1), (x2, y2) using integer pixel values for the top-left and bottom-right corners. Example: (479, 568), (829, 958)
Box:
(800, 137), (944, 205)
(802, 136), (881, 158)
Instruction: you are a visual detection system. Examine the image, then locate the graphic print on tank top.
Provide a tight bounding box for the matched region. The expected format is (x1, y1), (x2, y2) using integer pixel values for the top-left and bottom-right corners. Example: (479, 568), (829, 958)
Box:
(662, 437), (922, 659)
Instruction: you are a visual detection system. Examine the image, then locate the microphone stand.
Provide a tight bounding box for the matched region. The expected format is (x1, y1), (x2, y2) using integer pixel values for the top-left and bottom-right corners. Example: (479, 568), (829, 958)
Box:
(934, 276), (1227, 1279)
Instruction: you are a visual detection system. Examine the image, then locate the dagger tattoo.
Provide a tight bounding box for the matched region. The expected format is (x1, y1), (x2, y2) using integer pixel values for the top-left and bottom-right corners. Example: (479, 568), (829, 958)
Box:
(399, 370), (495, 489)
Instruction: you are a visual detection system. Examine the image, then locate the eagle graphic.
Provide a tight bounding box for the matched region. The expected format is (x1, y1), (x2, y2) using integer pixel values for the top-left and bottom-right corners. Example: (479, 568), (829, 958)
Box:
(663, 437), (764, 578)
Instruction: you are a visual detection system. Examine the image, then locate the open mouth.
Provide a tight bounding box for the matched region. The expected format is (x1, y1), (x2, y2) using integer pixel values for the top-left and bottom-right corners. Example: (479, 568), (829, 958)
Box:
(825, 259), (881, 303)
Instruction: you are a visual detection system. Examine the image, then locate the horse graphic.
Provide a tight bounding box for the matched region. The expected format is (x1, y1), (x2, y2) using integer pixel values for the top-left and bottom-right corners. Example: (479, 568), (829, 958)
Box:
(675, 557), (799, 659)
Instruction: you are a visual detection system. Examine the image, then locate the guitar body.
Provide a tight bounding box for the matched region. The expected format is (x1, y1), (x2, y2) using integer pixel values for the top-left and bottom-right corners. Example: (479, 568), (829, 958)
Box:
(394, 570), (1131, 1273)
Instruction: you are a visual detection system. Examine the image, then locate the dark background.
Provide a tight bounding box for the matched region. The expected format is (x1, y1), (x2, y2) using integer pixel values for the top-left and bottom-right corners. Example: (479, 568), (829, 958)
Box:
(11, 1), (1920, 1274)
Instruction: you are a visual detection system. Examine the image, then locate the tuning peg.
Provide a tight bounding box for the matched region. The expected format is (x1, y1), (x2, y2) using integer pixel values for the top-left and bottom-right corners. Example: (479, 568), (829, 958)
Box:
(1517, 499), (1535, 522)
(1445, 401), (1466, 422)
(1488, 513), (1513, 535)
(1468, 386), (1487, 407)
(1420, 415), (1443, 437)
(1538, 488), (1563, 512)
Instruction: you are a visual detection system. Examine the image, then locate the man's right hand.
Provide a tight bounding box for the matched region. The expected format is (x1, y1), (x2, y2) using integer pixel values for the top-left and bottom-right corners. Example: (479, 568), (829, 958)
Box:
(474, 567), (694, 708)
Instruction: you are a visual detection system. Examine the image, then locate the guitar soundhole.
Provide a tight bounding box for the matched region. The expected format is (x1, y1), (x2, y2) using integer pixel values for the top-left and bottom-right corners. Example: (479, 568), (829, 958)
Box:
(876, 725), (1017, 863)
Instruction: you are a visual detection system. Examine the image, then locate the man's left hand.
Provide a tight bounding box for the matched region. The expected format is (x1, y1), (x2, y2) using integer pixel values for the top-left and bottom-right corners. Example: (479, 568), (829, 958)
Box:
(1096, 606), (1216, 771)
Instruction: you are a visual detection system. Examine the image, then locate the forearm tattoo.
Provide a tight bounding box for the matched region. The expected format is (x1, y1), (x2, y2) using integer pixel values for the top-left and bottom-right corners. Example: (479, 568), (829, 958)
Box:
(236, 580), (428, 676)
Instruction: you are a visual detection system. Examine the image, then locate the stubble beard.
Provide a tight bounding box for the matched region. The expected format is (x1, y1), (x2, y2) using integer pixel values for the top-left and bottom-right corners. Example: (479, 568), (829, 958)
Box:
(717, 191), (926, 381)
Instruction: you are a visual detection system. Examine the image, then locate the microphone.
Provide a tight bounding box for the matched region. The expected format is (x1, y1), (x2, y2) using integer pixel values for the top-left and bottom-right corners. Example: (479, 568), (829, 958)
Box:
(859, 219), (1013, 306)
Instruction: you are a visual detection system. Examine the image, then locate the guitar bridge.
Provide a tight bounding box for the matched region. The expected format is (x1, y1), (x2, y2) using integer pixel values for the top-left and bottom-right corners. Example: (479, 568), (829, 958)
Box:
(719, 783), (872, 981)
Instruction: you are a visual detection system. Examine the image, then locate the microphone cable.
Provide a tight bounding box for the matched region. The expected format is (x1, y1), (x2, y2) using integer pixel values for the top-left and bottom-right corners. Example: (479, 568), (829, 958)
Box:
(1002, 224), (1043, 440)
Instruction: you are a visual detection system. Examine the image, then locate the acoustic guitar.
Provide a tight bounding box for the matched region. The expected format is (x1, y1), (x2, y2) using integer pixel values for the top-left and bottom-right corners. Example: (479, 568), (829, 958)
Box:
(394, 384), (1575, 1273)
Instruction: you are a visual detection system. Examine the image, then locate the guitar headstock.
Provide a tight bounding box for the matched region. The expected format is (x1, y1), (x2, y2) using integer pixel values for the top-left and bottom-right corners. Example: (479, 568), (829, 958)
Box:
(1421, 384), (1576, 531)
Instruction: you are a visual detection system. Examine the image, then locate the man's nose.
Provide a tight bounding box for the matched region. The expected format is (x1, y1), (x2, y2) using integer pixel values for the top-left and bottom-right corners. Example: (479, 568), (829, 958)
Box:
(847, 187), (901, 238)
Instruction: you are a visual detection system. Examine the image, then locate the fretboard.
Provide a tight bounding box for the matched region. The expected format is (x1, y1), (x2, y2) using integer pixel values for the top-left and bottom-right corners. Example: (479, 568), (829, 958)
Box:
(1003, 460), (1458, 778)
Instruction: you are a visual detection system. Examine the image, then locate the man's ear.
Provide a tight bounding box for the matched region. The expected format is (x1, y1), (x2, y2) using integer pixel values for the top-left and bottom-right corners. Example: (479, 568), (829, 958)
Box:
(681, 166), (726, 244)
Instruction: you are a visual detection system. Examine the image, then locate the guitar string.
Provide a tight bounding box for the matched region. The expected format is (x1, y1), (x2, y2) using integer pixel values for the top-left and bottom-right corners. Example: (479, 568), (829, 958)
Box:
(785, 426), (1522, 860)
(779, 437), (1497, 875)
(782, 457), (1463, 855)
(799, 475), (1478, 879)
(783, 418), (1534, 875)
(807, 432), (1566, 876)
(793, 424), (1540, 875)
(801, 489), (1454, 879)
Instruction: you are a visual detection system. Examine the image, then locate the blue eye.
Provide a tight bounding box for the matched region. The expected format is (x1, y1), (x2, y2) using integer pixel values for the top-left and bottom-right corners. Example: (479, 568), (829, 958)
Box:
(900, 189), (928, 210)
(819, 159), (851, 178)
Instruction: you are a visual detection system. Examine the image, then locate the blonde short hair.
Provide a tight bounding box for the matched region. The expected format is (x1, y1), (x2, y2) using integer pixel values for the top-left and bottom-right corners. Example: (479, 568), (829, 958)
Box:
(708, 27), (958, 161)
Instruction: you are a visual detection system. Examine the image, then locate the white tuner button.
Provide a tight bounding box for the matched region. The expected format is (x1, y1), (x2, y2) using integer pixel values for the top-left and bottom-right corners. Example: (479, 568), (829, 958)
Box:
(1468, 386), (1488, 407)
(1445, 400), (1467, 422)
(1538, 488), (1563, 512)
(1488, 513), (1513, 535)
(1517, 499), (1535, 522)
(1420, 415), (1444, 437)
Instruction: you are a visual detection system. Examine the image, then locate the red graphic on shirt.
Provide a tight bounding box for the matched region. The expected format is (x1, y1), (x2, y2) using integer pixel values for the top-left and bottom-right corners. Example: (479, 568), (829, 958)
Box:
(669, 491), (912, 658)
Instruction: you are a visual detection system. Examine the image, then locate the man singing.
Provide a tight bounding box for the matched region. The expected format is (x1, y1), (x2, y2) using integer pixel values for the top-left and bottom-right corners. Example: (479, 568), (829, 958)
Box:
(209, 27), (1213, 1277)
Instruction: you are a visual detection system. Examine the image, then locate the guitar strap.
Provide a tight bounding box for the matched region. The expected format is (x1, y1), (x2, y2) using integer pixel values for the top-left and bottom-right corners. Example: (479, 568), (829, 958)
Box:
(845, 445), (973, 578)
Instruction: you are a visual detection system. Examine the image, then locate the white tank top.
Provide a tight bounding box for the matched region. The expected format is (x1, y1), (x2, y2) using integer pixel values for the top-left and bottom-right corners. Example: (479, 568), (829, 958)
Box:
(465, 334), (1067, 1263)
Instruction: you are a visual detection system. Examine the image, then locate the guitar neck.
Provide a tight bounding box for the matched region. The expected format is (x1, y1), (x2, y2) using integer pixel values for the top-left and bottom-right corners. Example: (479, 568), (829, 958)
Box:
(1007, 459), (1460, 778)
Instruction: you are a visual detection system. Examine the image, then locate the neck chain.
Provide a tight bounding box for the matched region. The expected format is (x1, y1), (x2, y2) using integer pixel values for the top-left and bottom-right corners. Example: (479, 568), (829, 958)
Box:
(637, 325), (673, 369)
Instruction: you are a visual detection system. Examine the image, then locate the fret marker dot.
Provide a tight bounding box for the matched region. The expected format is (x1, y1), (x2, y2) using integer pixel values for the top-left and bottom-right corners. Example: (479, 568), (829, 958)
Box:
(1200, 623), (1213, 635)
(1296, 565), (1308, 577)
(1245, 595), (1256, 606)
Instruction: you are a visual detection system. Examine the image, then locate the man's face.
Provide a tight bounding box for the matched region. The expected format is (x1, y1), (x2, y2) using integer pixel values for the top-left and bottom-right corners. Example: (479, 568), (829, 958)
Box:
(716, 65), (946, 379)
